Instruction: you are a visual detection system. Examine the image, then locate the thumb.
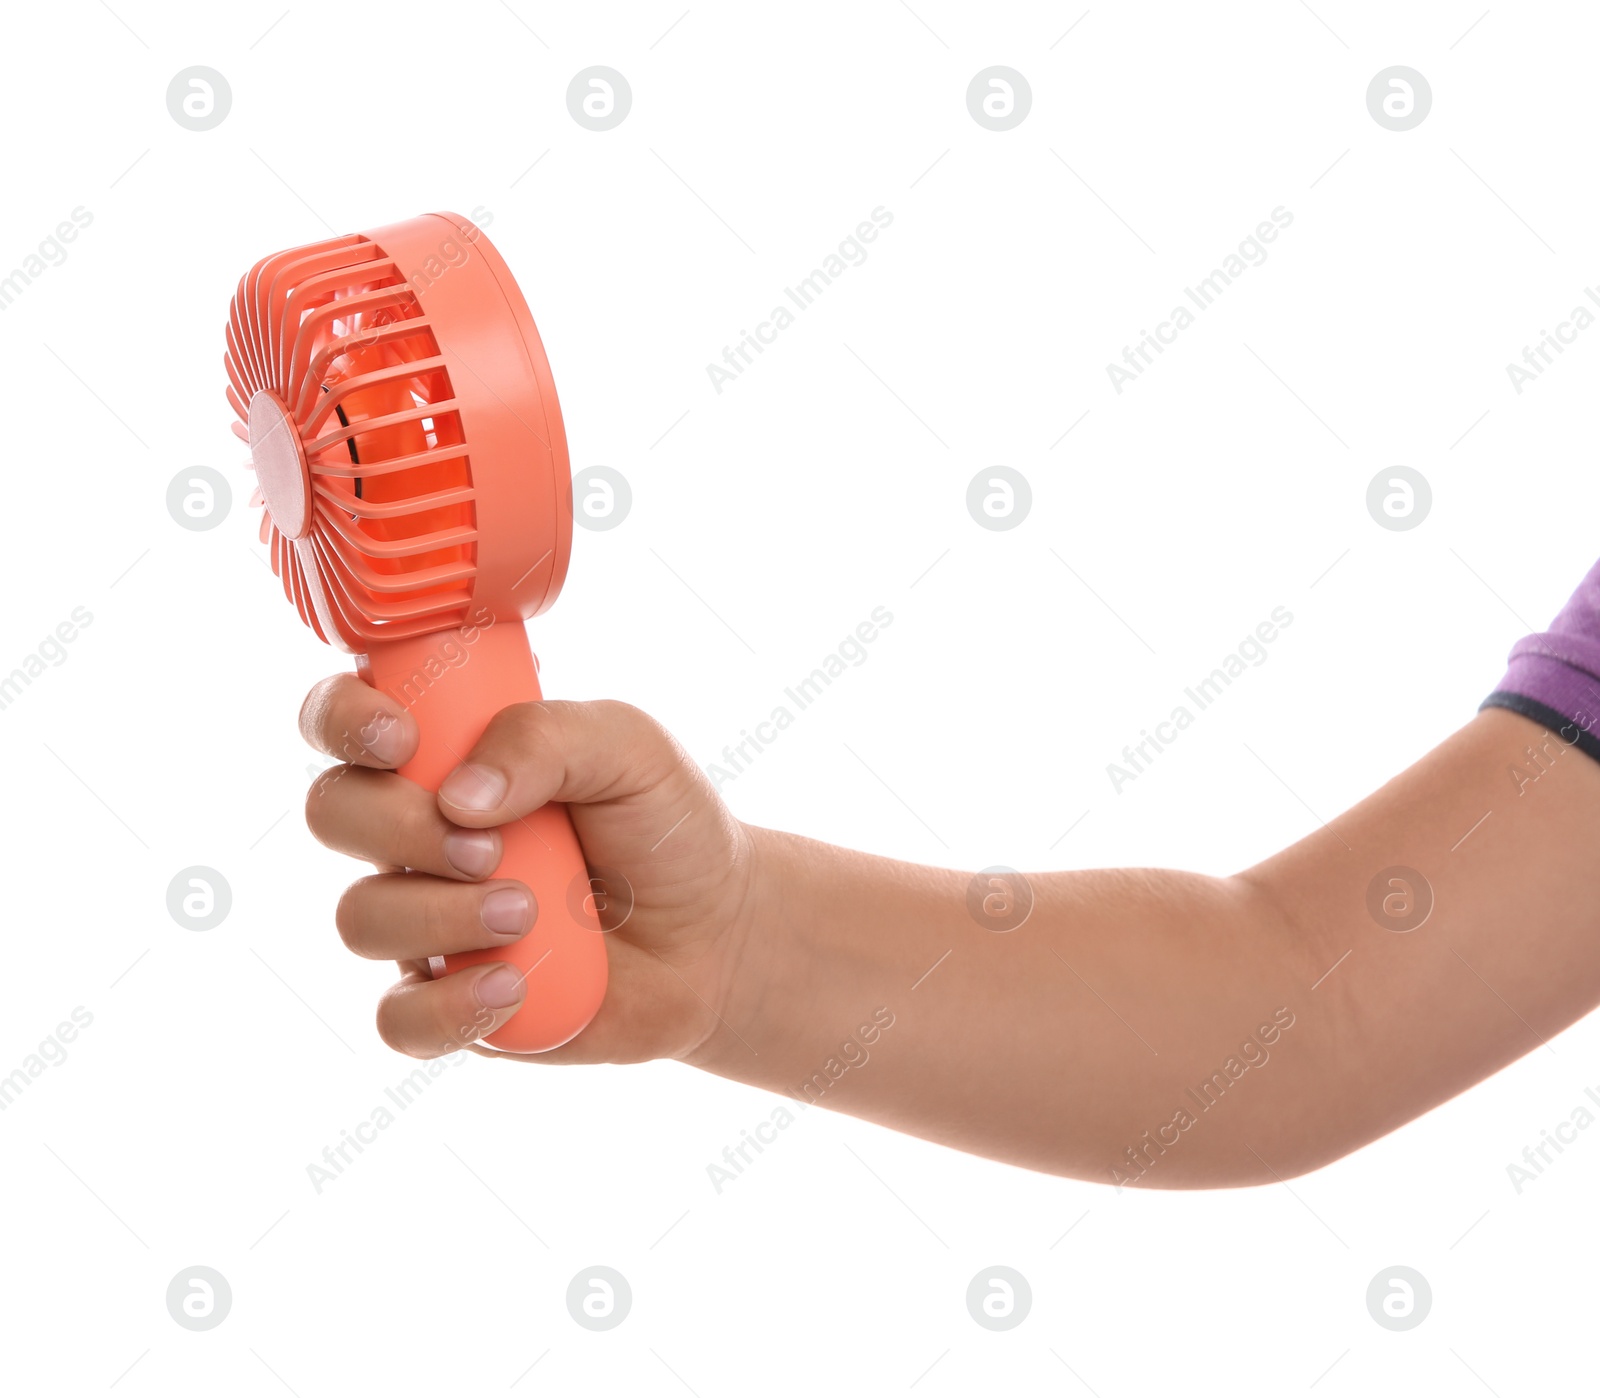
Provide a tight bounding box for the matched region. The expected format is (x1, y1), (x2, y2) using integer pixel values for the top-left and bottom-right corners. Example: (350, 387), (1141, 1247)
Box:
(434, 699), (707, 829)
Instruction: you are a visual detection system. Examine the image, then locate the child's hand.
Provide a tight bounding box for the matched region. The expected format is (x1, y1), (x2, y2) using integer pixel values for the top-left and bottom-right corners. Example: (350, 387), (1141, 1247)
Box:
(299, 674), (758, 1063)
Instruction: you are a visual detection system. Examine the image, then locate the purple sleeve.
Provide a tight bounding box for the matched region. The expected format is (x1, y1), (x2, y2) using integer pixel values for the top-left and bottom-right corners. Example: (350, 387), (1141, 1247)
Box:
(1480, 555), (1600, 762)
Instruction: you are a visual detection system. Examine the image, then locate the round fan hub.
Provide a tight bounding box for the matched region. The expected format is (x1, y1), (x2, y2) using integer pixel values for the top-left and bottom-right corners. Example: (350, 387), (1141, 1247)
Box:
(247, 390), (312, 540)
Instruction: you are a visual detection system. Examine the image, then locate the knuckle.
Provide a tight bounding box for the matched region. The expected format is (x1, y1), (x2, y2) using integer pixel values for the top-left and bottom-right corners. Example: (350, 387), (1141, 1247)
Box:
(602, 699), (682, 780)
(496, 701), (567, 779)
(334, 876), (373, 953)
(375, 986), (439, 1060)
(385, 787), (432, 867)
(608, 698), (670, 749)
(302, 765), (348, 843)
(597, 697), (645, 724)
(501, 699), (556, 748)
(298, 675), (343, 752)
(420, 884), (456, 950)
(374, 990), (407, 1054)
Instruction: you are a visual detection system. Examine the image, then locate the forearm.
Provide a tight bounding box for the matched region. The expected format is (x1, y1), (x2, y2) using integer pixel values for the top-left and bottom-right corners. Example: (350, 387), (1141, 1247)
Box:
(690, 708), (1600, 1186)
(691, 828), (1317, 1185)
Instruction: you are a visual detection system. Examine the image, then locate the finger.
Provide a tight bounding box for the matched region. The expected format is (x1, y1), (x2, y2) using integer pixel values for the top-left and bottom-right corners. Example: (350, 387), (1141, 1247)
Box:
(336, 873), (536, 960)
(299, 672), (419, 769)
(305, 764), (502, 880)
(376, 962), (527, 1058)
(461, 939), (719, 1066)
(435, 699), (703, 827)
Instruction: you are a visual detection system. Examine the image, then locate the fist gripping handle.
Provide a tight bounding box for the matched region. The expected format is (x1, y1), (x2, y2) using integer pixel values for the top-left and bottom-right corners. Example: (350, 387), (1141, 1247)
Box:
(358, 618), (607, 1053)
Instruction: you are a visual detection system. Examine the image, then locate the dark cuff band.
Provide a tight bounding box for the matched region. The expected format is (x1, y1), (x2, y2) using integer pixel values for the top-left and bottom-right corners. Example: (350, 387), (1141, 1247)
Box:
(1479, 690), (1600, 767)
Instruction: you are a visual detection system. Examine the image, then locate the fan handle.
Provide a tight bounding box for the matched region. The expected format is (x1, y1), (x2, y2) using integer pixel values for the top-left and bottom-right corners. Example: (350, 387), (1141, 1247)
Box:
(357, 619), (608, 1053)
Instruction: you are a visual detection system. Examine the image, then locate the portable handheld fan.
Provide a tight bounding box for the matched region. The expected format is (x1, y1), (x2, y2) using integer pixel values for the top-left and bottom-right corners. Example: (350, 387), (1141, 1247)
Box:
(224, 211), (606, 1053)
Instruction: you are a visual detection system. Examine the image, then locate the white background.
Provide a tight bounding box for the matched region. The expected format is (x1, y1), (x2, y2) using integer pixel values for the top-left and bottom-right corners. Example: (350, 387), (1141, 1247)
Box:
(2, 0), (1598, 1392)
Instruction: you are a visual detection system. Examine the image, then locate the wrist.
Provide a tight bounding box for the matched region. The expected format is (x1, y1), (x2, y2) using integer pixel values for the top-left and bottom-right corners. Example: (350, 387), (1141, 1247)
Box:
(677, 822), (796, 1076)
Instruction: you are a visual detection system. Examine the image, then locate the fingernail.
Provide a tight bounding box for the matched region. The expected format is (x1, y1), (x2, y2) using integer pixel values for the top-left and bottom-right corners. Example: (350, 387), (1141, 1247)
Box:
(365, 714), (408, 766)
(444, 828), (499, 879)
(476, 965), (525, 1009)
(439, 763), (507, 813)
(480, 887), (532, 937)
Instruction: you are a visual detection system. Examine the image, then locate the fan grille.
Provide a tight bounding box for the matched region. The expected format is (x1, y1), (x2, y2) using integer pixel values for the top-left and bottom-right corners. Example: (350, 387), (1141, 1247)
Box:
(225, 234), (478, 648)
